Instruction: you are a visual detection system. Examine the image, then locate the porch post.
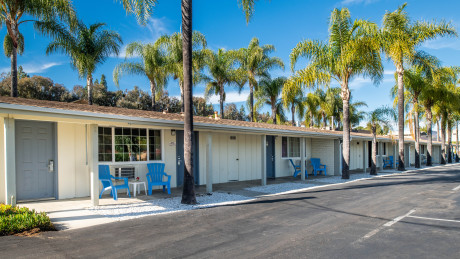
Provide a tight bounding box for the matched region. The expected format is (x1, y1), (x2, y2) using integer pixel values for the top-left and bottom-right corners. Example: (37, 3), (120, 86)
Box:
(300, 137), (306, 181)
(4, 118), (16, 206)
(363, 140), (367, 173)
(339, 140), (343, 175)
(89, 124), (99, 206)
(261, 135), (266, 186)
(206, 132), (213, 193)
(379, 141), (383, 171)
(393, 142), (397, 169)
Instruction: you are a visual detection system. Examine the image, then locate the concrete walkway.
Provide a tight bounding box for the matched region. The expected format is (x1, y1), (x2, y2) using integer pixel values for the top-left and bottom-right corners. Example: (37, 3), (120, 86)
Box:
(18, 164), (447, 230)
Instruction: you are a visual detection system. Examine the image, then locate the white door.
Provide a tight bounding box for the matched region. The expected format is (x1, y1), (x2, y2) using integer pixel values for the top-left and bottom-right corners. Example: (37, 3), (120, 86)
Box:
(228, 136), (239, 181)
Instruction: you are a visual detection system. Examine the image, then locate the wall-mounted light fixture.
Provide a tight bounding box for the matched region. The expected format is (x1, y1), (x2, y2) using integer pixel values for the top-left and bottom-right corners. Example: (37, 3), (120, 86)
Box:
(171, 129), (176, 136)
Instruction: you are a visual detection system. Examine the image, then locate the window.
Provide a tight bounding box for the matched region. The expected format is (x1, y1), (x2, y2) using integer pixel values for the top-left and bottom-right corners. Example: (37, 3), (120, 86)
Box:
(98, 127), (112, 162)
(282, 137), (301, 158)
(384, 143), (386, 155)
(98, 127), (162, 163)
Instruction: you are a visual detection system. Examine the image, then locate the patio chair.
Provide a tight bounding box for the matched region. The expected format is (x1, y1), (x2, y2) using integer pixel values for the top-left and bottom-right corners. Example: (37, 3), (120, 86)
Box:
(146, 163), (171, 195)
(99, 165), (131, 200)
(383, 156), (393, 168)
(310, 158), (326, 176)
(290, 159), (307, 178)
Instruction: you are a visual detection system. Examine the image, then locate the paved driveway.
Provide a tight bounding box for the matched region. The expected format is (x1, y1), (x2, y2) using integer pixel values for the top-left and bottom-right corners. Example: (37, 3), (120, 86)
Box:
(1, 165), (460, 258)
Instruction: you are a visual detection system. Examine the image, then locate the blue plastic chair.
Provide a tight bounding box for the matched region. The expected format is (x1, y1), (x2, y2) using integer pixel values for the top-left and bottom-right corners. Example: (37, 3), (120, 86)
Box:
(146, 163), (171, 195)
(290, 159), (307, 178)
(99, 165), (131, 200)
(383, 156), (393, 168)
(311, 158), (326, 176)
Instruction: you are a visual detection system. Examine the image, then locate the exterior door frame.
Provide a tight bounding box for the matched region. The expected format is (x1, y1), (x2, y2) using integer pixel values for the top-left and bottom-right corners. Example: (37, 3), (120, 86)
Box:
(15, 120), (58, 201)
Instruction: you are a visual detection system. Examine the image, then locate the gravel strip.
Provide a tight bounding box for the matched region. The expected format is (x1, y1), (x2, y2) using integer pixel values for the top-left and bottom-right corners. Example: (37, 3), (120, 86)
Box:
(88, 192), (254, 221)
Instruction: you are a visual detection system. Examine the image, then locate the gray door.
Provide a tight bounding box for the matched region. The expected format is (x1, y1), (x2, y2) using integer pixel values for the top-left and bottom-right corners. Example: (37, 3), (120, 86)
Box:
(16, 121), (56, 201)
(266, 136), (275, 178)
(176, 130), (199, 187)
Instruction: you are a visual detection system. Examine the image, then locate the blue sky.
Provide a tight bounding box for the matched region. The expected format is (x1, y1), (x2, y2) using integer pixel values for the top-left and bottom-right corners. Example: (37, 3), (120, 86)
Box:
(1, 0), (459, 126)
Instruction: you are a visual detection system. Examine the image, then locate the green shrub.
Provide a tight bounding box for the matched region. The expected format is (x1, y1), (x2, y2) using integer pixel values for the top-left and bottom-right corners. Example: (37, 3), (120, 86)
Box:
(0, 204), (56, 236)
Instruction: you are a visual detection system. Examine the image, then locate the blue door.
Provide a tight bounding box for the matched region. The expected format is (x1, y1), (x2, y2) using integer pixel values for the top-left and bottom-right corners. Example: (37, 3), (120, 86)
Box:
(266, 135), (276, 178)
(176, 130), (199, 186)
(15, 120), (56, 201)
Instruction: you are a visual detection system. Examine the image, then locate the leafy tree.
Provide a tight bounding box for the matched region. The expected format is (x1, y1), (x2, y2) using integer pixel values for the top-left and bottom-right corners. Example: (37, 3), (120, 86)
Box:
(100, 74), (108, 89)
(255, 77), (286, 124)
(366, 106), (396, 175)
(235, 37), (284, 122)
(46, 21), (122, 105)
(224, 103), (247, 121)
(193, 97), (214, 117)
(204, 48), (244, 118)
(114, 41), (169, 110)
(381, 3), (457, 170)
(290, 8), (383, 179)
(117, 86), (151, 110)
(0, 0), (76, 97)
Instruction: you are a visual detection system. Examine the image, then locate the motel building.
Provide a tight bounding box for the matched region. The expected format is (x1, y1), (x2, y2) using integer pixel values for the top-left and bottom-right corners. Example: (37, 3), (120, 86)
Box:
(0, 97), (443, 206)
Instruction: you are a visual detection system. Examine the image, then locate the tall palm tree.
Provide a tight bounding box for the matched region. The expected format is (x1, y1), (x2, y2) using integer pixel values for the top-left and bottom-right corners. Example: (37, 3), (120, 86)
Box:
(366, 106), (396, 175)
(235, 37), (284, 122)
(117, 0), (158, 25)
(349, 99), (368, 128)
(255, 77), (286, 124)
(0, 0), (76, 97)
(290, 8), (383, 179)
(203, 48), (243, 118)
(113, 41), (168, 111)
(381, 3), (457, 171)
(282, 79), (305, 126)
(46, 21), (122, 105)
(156, 31), (207, 112)
(304, 92), (320, 127)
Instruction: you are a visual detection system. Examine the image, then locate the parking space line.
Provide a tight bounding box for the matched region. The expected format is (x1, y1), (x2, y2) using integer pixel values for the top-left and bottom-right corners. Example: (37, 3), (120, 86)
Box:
(383, 209), (416, 227)
(452, 184), (460, 191)
(407, 215), (460, 224)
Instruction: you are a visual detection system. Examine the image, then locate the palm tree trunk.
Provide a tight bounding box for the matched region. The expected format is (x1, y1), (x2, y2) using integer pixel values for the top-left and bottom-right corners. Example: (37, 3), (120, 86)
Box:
(447, 120), (452, 163)
(341, 87), (350, 179)
(10, 44), (18, 97)
(150, 80), (156, 111)
(370, 127), (377, 175)
(456, 122), (459, 163)
(181, 0), (196, 205)
(271, 101), (277, 125)
(87, 74), (93, 105)
(426, 106), (433, 166)
(441, 114), (446, 164)
(397, 68), (405, 171)
(249, 82), (254, 122)
(291, 104), (295, 126)
(219, 84), (224, 119)
(180, 81), (184, 113)
(414, 108), (420, 168)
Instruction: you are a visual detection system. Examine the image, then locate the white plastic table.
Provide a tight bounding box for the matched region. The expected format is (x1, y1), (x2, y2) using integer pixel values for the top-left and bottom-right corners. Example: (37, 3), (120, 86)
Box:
(129, 181), (147, 197)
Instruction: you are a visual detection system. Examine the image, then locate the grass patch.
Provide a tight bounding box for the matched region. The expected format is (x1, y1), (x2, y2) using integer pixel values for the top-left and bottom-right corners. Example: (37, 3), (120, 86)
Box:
(0, 204), (56, 236)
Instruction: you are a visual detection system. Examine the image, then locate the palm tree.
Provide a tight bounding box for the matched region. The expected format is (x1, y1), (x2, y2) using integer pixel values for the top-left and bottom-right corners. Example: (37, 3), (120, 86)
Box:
(156, 31), (207, 112)
(381, 3), (457, 171)
(203, 48), (244, 118)
(117, 0), (158, 25)
(282, 79), (305, 126)
(0, 0), (76, 97)
(255, 77), (286, 124)
(178, 0), (260, 204)
(113, 41), (168, 111)
(290, 8), (383, 179)
(349, 99), (368, 128)
(304, 92), (320, 127)
(235, 37), (284, 122)
(46, 21), (122, 105)
(366, 106), (396, 175)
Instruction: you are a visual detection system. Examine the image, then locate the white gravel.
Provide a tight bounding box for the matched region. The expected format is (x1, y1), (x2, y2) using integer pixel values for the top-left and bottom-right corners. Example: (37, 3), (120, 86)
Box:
(88, 192), (254, 221)
(245, 182), (317, 194)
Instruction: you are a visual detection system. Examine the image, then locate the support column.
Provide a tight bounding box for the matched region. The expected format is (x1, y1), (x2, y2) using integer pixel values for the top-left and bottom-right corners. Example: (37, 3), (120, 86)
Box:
(4, 118), (16, 206)
(261, 135), (266, 186)
(363, 140), (368, 173)
(300, 137), (306, 181)
(393, 142), (397, 168)
(339, 140), (343, 175)
(408, 144), (411, 168)
(206, 133), (213, 193)
(379, 141), (383, 171)
(89, 124), (99, 206)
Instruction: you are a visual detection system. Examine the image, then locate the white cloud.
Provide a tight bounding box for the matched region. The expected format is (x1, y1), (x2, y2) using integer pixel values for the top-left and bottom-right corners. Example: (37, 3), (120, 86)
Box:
(340, 0), (379, 5)
(146, 17), (170, 39)
(349, 77), (372, 90)
(1, 62), (62, 74)
(384, 70), (395, 75)
(422, 38), (460, 51)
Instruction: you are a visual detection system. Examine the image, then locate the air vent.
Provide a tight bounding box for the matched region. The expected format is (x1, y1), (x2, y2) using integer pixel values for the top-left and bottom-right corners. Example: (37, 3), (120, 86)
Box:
(115, 167), (135, 179)
(230, 136), (237, 140)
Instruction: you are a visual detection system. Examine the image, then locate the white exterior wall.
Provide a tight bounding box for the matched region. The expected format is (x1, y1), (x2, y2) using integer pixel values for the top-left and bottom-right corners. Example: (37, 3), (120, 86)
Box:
(0, 117), (5, 203)
(311, 138), (336, 175)
(275, 137), (313, 178)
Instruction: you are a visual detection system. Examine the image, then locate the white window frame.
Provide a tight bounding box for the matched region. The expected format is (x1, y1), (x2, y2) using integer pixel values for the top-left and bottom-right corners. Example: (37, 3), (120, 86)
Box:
(281, 136), (303, 159)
